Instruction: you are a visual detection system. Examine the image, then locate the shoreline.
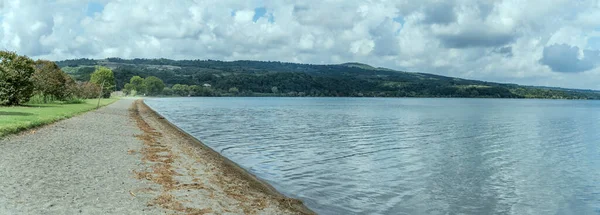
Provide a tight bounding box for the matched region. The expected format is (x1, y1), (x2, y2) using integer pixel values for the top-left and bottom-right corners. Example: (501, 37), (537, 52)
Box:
(138, 95), (598, 101)
(136, 99), (315, 214)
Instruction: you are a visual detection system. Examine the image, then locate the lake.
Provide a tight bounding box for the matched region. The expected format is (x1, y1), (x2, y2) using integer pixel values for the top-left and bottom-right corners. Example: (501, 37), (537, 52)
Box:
(145, 97), (600, 215)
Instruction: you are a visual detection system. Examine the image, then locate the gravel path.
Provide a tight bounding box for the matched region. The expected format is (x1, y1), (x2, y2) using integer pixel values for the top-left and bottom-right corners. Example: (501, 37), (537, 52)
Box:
(0, 99), (313, 215)
(0, 99), (162, 214)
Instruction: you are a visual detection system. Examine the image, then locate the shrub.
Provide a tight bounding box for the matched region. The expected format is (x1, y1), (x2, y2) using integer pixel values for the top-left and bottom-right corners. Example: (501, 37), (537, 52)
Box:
(27, 93), (60, 104)
(71, 81), (101, 99)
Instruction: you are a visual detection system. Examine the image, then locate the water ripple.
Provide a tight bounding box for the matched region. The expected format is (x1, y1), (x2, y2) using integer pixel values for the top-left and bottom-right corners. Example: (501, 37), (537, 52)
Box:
(146, 97), (600, 215)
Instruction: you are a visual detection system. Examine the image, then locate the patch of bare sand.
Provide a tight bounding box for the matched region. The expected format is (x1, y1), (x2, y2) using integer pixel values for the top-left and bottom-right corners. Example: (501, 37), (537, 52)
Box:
(130, 100), (314, 215)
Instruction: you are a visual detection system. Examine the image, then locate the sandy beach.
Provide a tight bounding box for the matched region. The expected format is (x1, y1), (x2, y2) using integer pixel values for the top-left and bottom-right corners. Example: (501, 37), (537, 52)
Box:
(0, 98), (313, 214)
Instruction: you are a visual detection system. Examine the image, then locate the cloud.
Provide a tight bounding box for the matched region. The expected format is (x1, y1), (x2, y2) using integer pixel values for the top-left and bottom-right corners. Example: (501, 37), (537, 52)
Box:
(437, 29), (515, 48)
(2, 0), (600, 89)
(370, 18), (401, 56)
(421, 1), (456, 25)
(539, 44), (600, 73)
(493, 46), (513, 57)
(428, 2), (519, 49)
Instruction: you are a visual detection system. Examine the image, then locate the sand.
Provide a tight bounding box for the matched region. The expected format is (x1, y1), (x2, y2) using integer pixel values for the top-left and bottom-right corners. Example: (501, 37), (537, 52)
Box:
(0, 98), (313, 215)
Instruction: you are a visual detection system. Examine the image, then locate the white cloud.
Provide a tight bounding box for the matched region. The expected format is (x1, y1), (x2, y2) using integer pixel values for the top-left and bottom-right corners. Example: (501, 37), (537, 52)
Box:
(1, 0), (600, 89)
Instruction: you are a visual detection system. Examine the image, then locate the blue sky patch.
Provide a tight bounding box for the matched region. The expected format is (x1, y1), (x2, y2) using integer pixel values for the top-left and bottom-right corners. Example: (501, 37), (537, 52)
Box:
(253, 7), (266, 22)
(393, 16), (404, 35)
(588, 36), (600, 50)
(86, 2), (104, 17)
(253, 7), (274, 23)
(393, 16), (405, 25)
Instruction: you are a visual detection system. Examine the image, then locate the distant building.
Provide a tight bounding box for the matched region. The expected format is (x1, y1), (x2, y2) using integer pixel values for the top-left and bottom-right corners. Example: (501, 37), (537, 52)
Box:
(202, 83), (211, 88)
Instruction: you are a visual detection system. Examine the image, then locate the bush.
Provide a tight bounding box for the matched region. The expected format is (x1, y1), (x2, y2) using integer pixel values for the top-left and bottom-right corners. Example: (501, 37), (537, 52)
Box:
(27, 93), (59, 104)
(0, 51), (36, 105)
(71, 81), (101, 99)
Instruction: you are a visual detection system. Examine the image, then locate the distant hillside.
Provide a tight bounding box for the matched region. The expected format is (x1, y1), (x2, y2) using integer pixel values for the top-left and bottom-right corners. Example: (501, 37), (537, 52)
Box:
(56, 58), (600, 99)
(340, 62), (377, 70)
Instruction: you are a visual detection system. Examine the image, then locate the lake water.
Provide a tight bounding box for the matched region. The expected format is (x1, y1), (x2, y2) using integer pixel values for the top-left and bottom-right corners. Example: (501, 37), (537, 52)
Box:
(145, 97), (600, 215)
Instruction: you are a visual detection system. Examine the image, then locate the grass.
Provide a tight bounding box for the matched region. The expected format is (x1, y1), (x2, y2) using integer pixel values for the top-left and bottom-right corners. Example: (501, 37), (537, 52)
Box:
(0, 98), (119, 137)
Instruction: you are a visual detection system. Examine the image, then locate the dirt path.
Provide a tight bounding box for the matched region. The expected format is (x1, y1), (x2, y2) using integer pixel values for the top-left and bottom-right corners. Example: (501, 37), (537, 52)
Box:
(0, 99), (161, 214)
(0, 98), (313, 215)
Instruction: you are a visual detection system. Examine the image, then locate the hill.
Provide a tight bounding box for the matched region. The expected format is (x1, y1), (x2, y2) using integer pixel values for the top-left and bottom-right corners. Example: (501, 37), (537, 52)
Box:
(56, 58), (600, 99)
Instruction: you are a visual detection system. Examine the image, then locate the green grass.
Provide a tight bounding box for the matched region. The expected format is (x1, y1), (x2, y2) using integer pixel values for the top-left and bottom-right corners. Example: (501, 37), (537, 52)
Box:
(0, 98), (119, 137)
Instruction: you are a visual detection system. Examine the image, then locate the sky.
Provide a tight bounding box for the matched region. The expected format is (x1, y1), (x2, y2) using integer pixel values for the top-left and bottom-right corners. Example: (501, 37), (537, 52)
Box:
(1, 0), (600, 89)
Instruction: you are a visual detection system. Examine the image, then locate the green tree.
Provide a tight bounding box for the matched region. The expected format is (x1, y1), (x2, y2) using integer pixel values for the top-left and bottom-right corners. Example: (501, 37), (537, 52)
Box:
(162, 87), (173, 96)
(189, 85), (213, 97)
(143, 76), (165, 96)
(189, 85), (201, 96)
(32, 60), (70, 102)
(129, 76), (145, 93)
(172, 84), (189, 96)
(228, 87), (239, 94)
(0, 51), (35, 105)
(123, 83), (135, 95)
(90, 66), (115, 98)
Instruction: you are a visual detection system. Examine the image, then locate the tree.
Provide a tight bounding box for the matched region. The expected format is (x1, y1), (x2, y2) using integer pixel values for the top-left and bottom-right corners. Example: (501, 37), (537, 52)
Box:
(143, 76), (165, 96)
(129, 76), (145, 93)
(162, 87), (173, 96)
(123, 83), (135, 95)
(32, 60), (70, 102)
(90, 66), (115, 98)
(172, 84), (189, 96)
(189, 85), (201, 96)
(0, 51), (35, 105)
(63, 73), (77, 99)
(228, 87), (239, 94)
(189, 85), (213, 96)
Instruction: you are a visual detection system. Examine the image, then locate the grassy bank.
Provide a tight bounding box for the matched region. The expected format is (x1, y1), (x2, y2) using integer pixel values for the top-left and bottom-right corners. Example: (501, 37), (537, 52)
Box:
(0, 98), (119, 137)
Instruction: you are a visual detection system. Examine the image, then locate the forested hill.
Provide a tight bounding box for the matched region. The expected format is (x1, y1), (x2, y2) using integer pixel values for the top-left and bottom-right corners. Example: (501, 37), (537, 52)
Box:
(57, 58), (600, 99)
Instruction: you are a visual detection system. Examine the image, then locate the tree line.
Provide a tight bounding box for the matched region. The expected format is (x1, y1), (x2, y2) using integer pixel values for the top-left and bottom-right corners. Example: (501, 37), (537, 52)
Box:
(58, 58), (600, 100)
(0, 51), (117, 106)
(7, 55), (599, 101)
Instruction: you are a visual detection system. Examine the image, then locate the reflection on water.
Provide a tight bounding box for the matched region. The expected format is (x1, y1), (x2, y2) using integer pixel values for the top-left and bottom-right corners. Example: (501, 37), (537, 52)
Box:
(145, 97), (600, 215)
